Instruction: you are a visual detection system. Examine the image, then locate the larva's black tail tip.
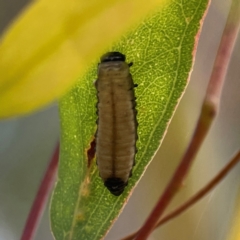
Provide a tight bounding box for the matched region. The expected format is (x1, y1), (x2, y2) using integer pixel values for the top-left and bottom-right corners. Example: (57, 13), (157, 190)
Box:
(104, 178), (127, 196)
(100, 52), (126, 63)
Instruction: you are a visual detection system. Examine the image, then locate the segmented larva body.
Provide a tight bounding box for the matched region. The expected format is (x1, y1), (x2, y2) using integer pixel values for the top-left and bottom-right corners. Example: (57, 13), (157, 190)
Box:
(95, 52), (138, 196)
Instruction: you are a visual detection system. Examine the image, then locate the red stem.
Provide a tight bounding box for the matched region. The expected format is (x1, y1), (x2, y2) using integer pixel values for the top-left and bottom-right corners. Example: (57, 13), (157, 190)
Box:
(205, 0), (240, 106)
(122, 150), (240, 240)
(155, 150), (240, 227)
(20, 143), (59, 240)
(134, 107), (211, 240)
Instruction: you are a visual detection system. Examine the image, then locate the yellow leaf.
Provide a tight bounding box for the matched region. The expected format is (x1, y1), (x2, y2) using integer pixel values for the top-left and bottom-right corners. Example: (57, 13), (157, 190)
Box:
(227, 189), (240, 240)
(0, 0), (167, 118)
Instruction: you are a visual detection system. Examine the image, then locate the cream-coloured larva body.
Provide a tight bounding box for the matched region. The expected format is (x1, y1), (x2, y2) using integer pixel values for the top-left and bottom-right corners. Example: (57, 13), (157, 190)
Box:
(95, 52), (137, 196)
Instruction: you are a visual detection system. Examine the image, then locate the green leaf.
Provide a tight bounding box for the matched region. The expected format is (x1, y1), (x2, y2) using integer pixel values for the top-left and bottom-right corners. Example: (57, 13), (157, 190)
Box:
(50, 0), (209, 239)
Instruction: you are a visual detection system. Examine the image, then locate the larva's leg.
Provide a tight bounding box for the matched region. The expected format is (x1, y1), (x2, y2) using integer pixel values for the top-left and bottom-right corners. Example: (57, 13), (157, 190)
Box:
(129, 84), (138, 91)
(93, 79), (98, 88)
(95, 100), (99, 116)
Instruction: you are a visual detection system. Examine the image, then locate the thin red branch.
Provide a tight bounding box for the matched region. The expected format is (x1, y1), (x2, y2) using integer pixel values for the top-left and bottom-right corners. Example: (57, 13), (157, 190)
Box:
(122, 150), (240, 240)
(156, 150), (240, 227)
(134, 104), (212, 240)
(205, 0), (240, 107)
(133, 0), (240, 239)
(20, 143), (59, 240)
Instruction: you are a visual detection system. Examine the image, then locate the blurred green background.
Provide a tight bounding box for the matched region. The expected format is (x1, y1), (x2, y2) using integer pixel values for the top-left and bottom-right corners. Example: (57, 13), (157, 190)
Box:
(0, 0), (240, 239)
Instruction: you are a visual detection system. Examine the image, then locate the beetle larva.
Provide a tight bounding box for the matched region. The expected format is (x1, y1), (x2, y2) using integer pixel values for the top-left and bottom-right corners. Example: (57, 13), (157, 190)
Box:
(95, 52), (138, 196)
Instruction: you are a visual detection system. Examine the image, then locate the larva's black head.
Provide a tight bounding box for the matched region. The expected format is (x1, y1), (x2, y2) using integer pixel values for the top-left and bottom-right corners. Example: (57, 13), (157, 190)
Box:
(104, 178), (127, 196)
(100, 52), (126, 63)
